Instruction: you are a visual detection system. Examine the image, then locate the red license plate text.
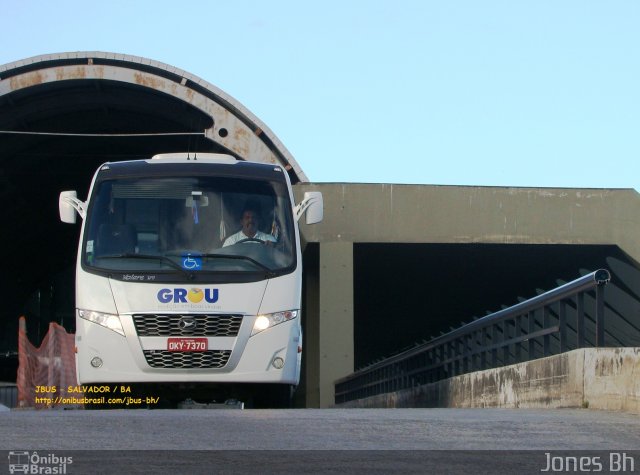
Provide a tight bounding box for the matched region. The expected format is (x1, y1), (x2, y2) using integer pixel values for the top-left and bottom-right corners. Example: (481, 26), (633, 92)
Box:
(167, 338), (208, 352)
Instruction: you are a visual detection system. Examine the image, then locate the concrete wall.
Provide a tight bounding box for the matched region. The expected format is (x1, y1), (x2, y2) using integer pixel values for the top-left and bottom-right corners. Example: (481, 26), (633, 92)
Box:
(337, 347), (640, 413)
(295, 184), (640, 263)
(316, 242), (354, 408)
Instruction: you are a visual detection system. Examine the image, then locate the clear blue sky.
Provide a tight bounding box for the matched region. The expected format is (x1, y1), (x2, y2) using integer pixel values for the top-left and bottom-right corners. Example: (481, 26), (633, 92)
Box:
(2, 1), (639, 189)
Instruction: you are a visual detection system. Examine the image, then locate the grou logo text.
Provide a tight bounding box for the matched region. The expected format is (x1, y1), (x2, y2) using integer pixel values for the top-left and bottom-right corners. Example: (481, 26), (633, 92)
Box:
(157, 288), (219, 304)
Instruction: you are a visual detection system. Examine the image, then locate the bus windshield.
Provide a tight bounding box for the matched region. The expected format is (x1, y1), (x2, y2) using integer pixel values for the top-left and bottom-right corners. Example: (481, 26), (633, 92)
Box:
(82, 175), (295, 279)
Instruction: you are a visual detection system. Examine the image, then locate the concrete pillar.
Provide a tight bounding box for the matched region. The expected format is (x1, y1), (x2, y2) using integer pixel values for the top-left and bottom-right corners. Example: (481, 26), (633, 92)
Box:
(318, 241), (354, 407)
(302, 246), (320, 408)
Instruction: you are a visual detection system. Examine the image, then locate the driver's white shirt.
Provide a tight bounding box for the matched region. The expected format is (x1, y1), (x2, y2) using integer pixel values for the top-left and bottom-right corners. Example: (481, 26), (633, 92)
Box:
(222, 230), (276, 247)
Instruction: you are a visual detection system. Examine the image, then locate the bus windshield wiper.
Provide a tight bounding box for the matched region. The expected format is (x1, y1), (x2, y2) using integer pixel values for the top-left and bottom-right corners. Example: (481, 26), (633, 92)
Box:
(199, 253), (276, 278)
(97, 253), (194, 278)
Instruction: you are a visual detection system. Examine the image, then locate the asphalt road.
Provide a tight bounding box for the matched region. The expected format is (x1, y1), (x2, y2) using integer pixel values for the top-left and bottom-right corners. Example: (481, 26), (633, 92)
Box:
(2, 408), (639, 474)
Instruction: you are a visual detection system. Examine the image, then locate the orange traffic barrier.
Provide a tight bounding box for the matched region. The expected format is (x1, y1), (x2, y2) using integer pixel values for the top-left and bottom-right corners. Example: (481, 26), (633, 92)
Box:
(17, 316), (82, 408)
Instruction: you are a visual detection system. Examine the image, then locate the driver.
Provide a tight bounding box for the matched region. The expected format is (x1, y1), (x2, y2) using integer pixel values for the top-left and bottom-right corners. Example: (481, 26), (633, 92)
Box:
(222, 203), (276, 247)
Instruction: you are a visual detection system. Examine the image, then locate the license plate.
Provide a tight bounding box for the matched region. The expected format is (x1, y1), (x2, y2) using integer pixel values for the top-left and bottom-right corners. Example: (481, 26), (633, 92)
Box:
(167, 338), (208, 352)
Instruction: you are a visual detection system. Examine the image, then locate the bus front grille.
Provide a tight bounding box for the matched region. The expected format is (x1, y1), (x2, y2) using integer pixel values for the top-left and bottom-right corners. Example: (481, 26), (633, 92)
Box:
(133, 314), (242, 337)
(143, 350), (232, 369)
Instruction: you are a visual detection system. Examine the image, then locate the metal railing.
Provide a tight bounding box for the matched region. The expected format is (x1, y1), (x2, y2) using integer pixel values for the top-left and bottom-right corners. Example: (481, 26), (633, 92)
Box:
(335, 269), (611, 405)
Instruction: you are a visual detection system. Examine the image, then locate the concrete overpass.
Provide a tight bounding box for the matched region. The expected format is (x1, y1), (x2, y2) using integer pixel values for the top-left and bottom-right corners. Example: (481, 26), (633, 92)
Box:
(295, 184), (640, 406)
(1, 52), (639, 408)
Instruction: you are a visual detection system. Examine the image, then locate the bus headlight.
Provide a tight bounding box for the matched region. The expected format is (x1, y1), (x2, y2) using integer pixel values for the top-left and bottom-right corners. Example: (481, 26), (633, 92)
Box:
(78, 309), (125, 336)
(251, 310), (298, 336)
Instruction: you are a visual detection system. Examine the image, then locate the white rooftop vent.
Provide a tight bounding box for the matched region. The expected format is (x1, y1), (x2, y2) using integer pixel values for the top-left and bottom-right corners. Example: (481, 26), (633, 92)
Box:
(150, 153), (238, 163)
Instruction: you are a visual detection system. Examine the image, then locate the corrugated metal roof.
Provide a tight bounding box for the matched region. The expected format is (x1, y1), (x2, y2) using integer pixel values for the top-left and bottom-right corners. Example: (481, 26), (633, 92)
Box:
(0, 51), (307, 183)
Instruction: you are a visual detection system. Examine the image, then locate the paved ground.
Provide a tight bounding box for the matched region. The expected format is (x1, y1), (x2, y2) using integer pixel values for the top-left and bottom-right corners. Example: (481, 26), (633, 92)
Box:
(2, 408), (639, 473)
(2, 407), (640, 450)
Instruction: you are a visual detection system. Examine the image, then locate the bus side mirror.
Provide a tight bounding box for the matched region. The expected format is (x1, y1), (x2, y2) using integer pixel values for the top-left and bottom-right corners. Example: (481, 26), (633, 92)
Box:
(59, 190), (86, 223)
(295, 192), (323, 225)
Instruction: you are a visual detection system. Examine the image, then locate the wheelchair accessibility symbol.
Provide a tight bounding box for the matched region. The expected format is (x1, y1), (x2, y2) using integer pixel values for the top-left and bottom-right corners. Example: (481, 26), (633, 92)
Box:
(181, 254), (202, 270)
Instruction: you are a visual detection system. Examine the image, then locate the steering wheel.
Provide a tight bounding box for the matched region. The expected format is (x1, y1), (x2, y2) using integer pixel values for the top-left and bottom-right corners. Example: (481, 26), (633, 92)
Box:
(237, 238), (265, 244)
